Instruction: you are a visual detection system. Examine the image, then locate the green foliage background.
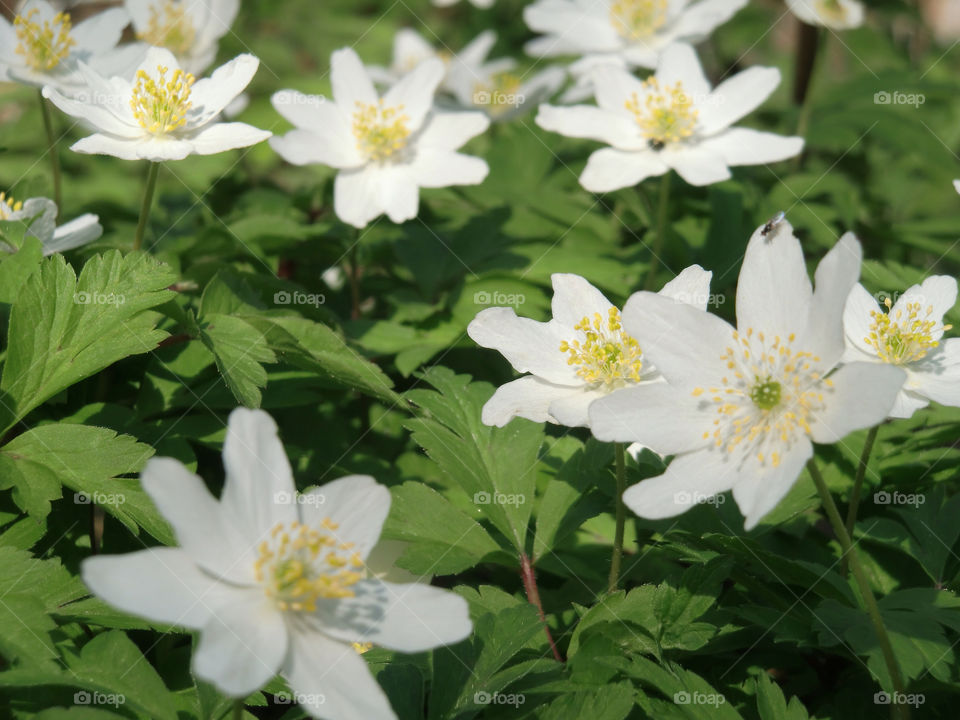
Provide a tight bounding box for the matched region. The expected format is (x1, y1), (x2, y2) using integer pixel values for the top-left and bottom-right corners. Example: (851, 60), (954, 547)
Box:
(1, 0), (960, 718)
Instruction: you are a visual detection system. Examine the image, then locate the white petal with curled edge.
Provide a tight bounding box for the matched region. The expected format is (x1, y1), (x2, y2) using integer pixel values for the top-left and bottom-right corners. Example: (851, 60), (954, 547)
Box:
(481, 375), (578, 426)
(658, 264), (713, 309)
(44, 213), (102, 255)
(189, 54), (262, 126)
(548, 386), (608, 428)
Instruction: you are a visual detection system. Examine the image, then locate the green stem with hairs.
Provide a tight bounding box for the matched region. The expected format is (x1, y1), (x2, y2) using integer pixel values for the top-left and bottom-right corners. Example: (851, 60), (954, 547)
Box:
(643, 172), (671, 291)
(607, 442), (628, 593)
(134, 162), (160, 252)
(842, 425), (880, 576)
(39, 91), (62, 214)
(807, 458), (909, 720)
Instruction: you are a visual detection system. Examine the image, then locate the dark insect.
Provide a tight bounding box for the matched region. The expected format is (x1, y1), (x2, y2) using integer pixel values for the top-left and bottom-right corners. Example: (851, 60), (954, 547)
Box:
(761, 211), (786, 240)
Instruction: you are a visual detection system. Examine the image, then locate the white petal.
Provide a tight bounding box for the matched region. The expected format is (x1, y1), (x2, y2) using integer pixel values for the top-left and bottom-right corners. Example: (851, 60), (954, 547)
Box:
(623, 449), (739, 521)
(581, 147), (668, 192)
(908, 339), (960, 409)
(187, 122), (271, 155)
(69, 133), (144, 160)
(42, 84), (138, 138)
(87, 43), (151, 81)
(591, 63), (647, 114)
(71, 7), (128, 53)
(621, 290), (733, 388)
(125, 0), (154, 31)
(809, 363), (905, 443)
(732, 438), (813, 530)
(481, 375), (577, 426)
(589, 382), (712, 453)
(456, 29), (497, 68)
(699, 66), (781, 135)
(132, 137), (196, 161)
(220, 408), (298, 546)
(297, 475), (390, 561)
(670, 0), (749, 42)
(315, 579), (471, 651)
(45, 213), (102, 254)
(283, 630), (397, 720)
(890, 275), (958, 331)
(418, 111), (490, 151)
(81, 548), (238, 629)
(550, 273), (615, 327)
(392, 28), (437, 73)
(377, 165), (420, 223)
(334, 166), (385, 228)
(189, 54), (261, 125)
(194, 590), (287, 697)
(523, 0), (621, 55)
(736, 218), (812, 341)
(658, 264), (713, 309)
(467, 306), (579, 384)
(383, 58), (444, 132)
(888, 389), (930, 420)
(661, 146), (731, 186)
(805, 231), (862, 365)
(331, 47), (378, 110)
(698, 128), (804, 166)
(14, 197), (57, 243)
(409, 149), (488, 188)
(270, 129), (362, 169)
(536, 103), (645, 151)
(141, 457), (255, 583)
(548, 387), (608, 427)
(656, 44), (711, 100)
(843, 283), (882, 357)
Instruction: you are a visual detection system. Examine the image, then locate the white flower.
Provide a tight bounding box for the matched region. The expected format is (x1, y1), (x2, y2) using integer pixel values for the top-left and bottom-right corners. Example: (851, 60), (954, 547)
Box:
(82, 408), (472, 720)
(467, 267), (712, 428)
(0, 192), (101, 255)
(125, 0), (240, 75)
(786, 0), (864, 30)
(270, 47), (490, 229)
(0, 0), (143, 93)
(589, 220), (906, 530)
(524, 0), (747, 69)
(954, 179), (960, 194)
(367, 29), (496, 91)
(842, 278), (960, 418)
(433, 0), (495, 8)
(41, 47), (271, 162)
(536, 44), (804, 191)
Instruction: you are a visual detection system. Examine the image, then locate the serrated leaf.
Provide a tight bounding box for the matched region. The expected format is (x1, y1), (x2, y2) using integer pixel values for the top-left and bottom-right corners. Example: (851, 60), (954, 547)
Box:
(199, 313), (276, 408)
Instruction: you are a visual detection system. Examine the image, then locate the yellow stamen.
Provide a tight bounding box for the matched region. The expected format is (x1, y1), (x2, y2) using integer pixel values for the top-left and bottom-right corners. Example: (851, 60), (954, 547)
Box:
(14, 8), (75, 71)
(352, 100), (410, 162)
(558, 307), (644, 388)
(136, 0), (197, 56)
(0, 192), (24, 221)
(130, 65), (196, 135)
(609, 0), (669, 40)
(866, 297), (946, 365)
(625, 78), (698, 148)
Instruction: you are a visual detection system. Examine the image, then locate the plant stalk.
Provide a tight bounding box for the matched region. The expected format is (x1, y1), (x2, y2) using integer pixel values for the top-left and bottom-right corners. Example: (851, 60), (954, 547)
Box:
(842, 425), (880, 575)
(607, 442), (627, 593)
(134, 162), (160, 252)
(39, 91), (62, 214)
(520, 552), (563, 663)
(643, 172), (672, 291)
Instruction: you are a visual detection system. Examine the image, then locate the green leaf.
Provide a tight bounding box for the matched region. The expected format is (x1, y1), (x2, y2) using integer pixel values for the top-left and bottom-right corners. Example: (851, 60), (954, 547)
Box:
(0, 251), (176, 434)
(381, 482), (503, 575)
(538, 681), (637, 720)
(0, 423), (167, 539)
(756, 672), (813, 720)
(199, 313), (276, 408)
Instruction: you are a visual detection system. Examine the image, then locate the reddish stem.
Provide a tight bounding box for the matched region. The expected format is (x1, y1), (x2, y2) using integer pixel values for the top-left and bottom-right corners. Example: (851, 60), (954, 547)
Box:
(520, 552), (563, 663)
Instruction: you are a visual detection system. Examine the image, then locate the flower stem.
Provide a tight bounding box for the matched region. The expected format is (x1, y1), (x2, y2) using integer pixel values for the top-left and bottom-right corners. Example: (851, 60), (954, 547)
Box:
(793, 21), (820, 165)
(134, 162), (160, 252)
(607, 442), (627, 593)
(643, 172), (671, 291)
(348, 240), (361, 320)
(39, 91), (62, 214)
(519, 551), (563, 663)
(842, 425), (880, 576)
(807, 458), (910, 720)
(232, 700), (243, 719)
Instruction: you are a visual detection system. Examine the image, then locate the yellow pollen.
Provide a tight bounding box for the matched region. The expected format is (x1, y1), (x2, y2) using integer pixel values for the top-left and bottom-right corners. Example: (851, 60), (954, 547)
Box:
(625, 78), (698, 148)
(558, 307), (644, 388)
(352, 641), (374, 654)
(136, 0), (196, 55)
(609, 0), (669, 40)
(14, 9), (75, 71)
(130, 65), (196, 135)
(866, 297), (946, 365)
(352, 100), (411, 162)
(0, 192), (24, 221)
(254, 519), (364, 613)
